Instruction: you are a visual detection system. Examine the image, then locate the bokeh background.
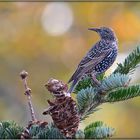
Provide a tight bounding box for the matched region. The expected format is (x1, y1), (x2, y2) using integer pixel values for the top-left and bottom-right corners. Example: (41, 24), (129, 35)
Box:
(0, 2), (140, 138)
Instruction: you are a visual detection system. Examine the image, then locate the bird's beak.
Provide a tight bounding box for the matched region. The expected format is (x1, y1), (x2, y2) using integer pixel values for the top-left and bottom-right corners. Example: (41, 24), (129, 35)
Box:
(88, 28), (100, 32)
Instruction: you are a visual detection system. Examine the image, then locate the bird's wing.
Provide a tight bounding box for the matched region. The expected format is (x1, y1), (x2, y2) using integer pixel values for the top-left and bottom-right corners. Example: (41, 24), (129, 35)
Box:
(68, 42), (113, 83)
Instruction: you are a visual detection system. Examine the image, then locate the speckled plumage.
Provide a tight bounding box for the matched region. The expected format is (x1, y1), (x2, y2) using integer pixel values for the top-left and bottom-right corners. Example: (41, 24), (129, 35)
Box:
(68, 27), (118, 93)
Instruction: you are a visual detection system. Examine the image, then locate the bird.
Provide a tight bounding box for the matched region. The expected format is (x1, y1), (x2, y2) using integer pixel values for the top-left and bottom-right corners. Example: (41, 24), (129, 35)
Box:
(68, 27), (118, 93)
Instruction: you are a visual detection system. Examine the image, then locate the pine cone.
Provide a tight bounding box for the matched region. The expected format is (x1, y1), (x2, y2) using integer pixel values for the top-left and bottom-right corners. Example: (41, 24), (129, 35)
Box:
(43, 78), (80, 138)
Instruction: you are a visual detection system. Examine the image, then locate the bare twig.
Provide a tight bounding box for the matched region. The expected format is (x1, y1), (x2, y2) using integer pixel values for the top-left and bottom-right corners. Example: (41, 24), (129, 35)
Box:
(20, 70), (36, 122)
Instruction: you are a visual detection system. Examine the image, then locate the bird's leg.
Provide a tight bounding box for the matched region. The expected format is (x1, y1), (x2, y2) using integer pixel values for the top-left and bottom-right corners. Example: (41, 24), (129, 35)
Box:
(90, 73), (101, 86)
(90, 73), (107, 95)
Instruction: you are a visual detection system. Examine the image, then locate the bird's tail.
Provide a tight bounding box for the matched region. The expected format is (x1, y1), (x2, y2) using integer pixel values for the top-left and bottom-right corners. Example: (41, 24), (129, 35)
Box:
(68, 78), (79, 94)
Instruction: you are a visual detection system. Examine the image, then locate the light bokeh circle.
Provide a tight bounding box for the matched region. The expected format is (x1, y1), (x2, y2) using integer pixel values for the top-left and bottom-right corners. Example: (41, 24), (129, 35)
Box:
(41, 3), (73, 36)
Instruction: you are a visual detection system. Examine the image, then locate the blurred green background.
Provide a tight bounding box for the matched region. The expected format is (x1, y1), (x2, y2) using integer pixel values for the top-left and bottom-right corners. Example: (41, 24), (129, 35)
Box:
(0, 2), (140, 138)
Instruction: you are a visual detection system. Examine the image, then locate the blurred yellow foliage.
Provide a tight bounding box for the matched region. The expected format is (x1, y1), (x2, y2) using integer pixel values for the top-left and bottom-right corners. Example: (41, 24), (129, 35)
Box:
(112, 11), (140, 41)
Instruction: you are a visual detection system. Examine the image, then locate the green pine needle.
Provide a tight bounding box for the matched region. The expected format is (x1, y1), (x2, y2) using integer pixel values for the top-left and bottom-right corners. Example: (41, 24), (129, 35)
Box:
(74, 130), (85, 139)
(76, 73), (131, 120)
(77, 86), (96, 112)
(100, 73), (130, 92)
(114, 46), (140, 75)
(0, 121), (23, 139)
(77, 86), (102, 120)
(0, 121), (65, 139)
(45, 123), (65, 139)
(74, 76), (92, 94)
(84, 121), (103, 131)
(74, 73), (105, 94)
(105, 85), (140, 102)
(84, 121), (114, 139)
(28, 123), (65, 139)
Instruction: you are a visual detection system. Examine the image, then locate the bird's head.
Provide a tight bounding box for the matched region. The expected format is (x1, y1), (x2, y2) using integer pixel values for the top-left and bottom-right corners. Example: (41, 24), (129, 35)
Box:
(88, 27), (117, 41)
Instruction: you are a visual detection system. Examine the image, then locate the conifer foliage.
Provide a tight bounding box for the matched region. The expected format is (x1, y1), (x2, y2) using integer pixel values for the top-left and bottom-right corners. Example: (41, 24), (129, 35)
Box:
(1, 46), (140, 139)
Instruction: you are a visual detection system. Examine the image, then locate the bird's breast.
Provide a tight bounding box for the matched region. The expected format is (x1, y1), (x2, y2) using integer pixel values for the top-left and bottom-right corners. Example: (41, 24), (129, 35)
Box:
(94, 46), (118, 74)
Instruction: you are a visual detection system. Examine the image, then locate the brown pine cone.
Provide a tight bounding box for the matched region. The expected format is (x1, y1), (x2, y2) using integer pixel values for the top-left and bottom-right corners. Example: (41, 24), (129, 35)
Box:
(43, 78), (80, 138)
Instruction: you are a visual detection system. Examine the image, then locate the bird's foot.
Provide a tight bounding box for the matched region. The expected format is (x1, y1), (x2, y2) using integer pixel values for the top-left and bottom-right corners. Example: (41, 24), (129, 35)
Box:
(90, 74), (101, 86)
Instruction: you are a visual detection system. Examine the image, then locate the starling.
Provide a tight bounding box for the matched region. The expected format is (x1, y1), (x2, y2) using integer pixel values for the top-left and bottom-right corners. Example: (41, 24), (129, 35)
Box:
(68, 27), (118, 93)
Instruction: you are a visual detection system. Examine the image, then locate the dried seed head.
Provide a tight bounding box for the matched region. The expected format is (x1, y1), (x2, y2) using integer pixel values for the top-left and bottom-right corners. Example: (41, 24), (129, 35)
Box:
(20, 70), (28, 79)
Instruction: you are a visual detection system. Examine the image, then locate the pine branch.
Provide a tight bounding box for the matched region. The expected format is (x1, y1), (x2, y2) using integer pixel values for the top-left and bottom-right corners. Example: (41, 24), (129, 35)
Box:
(77, 73), (130, 120)
(85, 121), (103, 130)
(114, 46), (140, 75)
(77, 86), (102, 120)
(104, 85), (140, 102)
(21, 121), (65, 139)
(74, 130), (85, 139)
(100, 73), (131, 92)
(29, 123), (64, 139)
(84, 121), (114, 139)
(74, 73), (104, 94)
(77, 87), (96, 112)
(0, 121), (23, 139)
(74, 76), (92, 94)
(27, 123), (43, 138)
(45, 123), (65, 139)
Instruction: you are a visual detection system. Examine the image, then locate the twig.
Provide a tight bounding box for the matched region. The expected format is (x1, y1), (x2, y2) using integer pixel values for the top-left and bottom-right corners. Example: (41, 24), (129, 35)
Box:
(20, 70), (36, 122)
